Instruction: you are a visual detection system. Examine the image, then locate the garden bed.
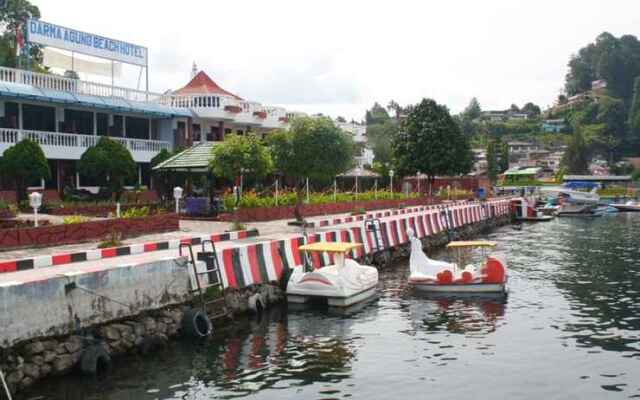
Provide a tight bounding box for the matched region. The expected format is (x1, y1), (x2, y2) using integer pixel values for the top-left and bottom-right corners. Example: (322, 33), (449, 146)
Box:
(0, 213), (179, 250)
(219, 197), (434, 222)
(41, 203), (159, 217)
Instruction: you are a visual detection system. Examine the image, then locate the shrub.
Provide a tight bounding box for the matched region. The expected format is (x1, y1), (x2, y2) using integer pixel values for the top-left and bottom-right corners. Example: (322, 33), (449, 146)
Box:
(98, 232), (123, 248)
(63, 215), (90, 224)
(121, 206), (150, 219)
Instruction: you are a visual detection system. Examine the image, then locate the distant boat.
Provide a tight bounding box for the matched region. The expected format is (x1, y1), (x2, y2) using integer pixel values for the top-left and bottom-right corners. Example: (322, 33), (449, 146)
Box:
(610, 201), (640, 212)
(511, 198), (554, 221)
(540, 186), (601, 217)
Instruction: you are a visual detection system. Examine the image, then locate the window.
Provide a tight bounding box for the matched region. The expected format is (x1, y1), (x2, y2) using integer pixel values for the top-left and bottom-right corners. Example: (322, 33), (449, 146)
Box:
(110, 115), (124, 137)
(1, 102), (19, 129)
(63, 109), (93, 134)
(125, 116), (150, 140)
(22, 104), (55, 131)
(96, 113), (109, 136)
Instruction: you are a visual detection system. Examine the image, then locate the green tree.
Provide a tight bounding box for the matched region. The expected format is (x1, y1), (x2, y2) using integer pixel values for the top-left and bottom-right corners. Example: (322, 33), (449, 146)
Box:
(498, 139), (509, 172)
(366, 120), (398, 176)
(210, 134), (272, 181)
(486, 139), (498, 183)
(1, 138), (50, 202)
(150, 148), (177, 203)
(269, 116), (353, 222)
(521, 102), (541, 118)
(79, 137), (136, 202)
(0, 0), (45, 70)
(463, 97), (482, 120)
(365, 102), (390, 125)
(392, 98), (473, 195)
(628, 76), (640, 152)
(562, 128), (590, 174)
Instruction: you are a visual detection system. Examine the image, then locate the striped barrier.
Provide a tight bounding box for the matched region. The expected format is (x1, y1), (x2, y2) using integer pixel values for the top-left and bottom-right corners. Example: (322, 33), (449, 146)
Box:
(0, 229), (260, 274)
(208, 199), (512, 290)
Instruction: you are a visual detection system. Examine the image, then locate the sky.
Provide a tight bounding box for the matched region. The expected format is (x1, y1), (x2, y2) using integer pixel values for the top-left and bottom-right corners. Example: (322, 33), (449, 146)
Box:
(33, 0), (640, 121)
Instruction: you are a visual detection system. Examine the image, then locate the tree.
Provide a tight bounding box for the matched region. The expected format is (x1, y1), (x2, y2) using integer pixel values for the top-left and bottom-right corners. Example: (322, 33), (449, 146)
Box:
(486, 139), (498, 184)
(627, 76), (640, 152)
(269, 116), (353, 222)
(558, 94), (568, 105)
(498, 139), (509, 172)
(387, 100), (401, 119)
(151, 148), (177, 203)
(79, 137), (136, 202)
(463, 97), (482, 120)
(365, 102), (390, 125)
(1, 138), (50, 202)
(0, 0), (45, 70)
(562, 128), (590, 174)
(210, 134), (272, 181)
(336, 116), (347, 123)
(392, 98), (473, 195)
(521, 102), (541, 118)
(509, 104), (520, 112)
(366, 120), (398, 176)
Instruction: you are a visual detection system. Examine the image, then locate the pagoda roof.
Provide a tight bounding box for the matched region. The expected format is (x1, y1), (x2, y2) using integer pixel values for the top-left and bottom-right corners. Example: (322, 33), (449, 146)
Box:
(174, 71), (243, 100)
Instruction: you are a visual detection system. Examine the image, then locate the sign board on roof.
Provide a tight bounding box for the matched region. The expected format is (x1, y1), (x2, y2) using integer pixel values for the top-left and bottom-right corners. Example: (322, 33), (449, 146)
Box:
(27, 19), (148, 66)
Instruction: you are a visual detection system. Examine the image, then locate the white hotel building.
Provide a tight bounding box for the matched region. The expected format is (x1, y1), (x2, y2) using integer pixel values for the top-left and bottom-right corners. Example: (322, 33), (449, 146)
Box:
(0, 65), (298, 196)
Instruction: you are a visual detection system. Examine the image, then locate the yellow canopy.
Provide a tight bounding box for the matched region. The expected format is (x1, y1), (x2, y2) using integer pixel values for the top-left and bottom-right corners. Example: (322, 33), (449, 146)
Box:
(447, 240), (497, 249)
(298, 242), (363, 253)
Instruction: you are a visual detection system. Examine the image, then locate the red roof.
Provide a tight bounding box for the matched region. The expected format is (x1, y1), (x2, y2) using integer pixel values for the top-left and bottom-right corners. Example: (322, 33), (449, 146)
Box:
(174, 71), (243, 100)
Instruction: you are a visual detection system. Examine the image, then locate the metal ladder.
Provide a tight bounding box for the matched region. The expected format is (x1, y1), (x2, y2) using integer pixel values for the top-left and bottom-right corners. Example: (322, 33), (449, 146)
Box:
(364, 218), (388, 266)
(179, 241), (228, 320)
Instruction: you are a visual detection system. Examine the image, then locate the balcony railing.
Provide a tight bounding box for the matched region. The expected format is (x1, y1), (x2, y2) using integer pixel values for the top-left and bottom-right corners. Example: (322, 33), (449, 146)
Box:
(0, 66), (163, 103)
(0, 128), (171, 154)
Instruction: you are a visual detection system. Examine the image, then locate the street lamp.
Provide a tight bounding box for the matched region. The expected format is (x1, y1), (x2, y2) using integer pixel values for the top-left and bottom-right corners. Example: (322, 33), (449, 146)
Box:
(389, 169), (395, 196)
(173, 186), (183, 214)
(29, 192), (42, 227)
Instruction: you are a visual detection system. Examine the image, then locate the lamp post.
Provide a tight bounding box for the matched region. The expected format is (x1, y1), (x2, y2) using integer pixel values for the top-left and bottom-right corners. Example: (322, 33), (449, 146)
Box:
(354, 166), (361, 201)
(29, 192), (42, 228)
(173, 186), (183, 215)
(389, 169), (395, 197)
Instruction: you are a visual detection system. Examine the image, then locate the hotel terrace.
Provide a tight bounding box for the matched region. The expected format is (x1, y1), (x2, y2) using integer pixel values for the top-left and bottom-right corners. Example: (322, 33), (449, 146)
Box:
(0, 64), (301, 194)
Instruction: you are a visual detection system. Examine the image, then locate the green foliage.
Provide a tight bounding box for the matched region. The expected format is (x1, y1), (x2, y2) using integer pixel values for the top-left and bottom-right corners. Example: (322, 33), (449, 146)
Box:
(0, 0), (45, 70)
(562, 128), (590, 174)
(392, 98), (473, 190)
(486, 139), (498, 183)
(79, 137), (136, 202)
(498, 139), (509, 172)
(230, 220), (247, 231)
(463, 98), (482, 120)
(365, 102), (391, 125)
(269, 116), (353, 221)
(632, 169), (640, 181)
(151, 149), (172, 167)
(565, 32), (640, 104)
(63, 215), (90, 225)
(121, 206), (150, 219)
(97, 232), (123, 249)
(223, 189), (417, 209)
(1, 138), (51, 202)
(366, 120), (398, 174)
(521, 102), (542, 118)
(210, 134), (272, 181)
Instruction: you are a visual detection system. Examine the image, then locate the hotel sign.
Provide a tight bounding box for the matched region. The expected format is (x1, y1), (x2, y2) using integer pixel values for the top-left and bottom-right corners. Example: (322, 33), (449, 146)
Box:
(27, 19), (148, 66)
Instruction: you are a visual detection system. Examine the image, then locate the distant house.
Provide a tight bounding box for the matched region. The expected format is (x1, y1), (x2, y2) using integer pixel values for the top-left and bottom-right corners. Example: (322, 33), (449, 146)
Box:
(591, 79), (608, 92)
(481, 110), (530, 122)
(542, 119), (566, 133)
(502, 167), (542, 185)
(508, 141), (542, 155)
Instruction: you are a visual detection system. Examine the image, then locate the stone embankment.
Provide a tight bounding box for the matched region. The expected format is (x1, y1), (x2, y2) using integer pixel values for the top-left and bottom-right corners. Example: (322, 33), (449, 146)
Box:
(0, 199), (513, 396)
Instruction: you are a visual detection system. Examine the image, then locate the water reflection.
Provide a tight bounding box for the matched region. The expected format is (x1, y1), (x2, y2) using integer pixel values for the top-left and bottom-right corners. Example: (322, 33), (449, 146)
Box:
(401, 294), (507, 336)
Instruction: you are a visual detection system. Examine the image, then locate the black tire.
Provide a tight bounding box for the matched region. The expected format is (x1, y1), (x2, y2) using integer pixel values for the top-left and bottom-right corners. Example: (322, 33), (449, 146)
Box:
(181, 308), (213, 338)
(80, 343), (112, 375)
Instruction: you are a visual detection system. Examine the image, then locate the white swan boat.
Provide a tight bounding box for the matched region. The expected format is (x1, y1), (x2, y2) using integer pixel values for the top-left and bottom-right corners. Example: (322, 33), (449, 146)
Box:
(286, 242), (379, 307)
(407, 229), (507, 294)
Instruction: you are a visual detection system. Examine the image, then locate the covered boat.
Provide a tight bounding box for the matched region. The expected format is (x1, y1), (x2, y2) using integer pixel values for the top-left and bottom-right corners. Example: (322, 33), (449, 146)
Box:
(286, 242), (379, 307)
(511, 198), (554, 221)
(407, 229), (507, 294)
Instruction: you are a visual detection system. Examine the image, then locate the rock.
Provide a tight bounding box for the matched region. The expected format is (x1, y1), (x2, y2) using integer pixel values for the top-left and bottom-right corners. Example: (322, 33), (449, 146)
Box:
(143, 318), (157, 334)
(64, 336), (83, 353)
(52, 354), (74, 374)
(41, 340), (58, 351)
(16, 356), (24, 366)
(113, 323), (133, 336)
(22, 363), (40, 380)
(43, 350), (57, 363)
(19, 376), (33, 389)
(70, 351), (82, 364)
(6, 370), (24, 385)
(40, 363), (52, 377)
(23, 341), (44, 356)
(101, 325), (121, 341)
(156, 322), (167, 334)
(171, 311), (183, 324)
(55, 344), (68, 355)
(32, 355), (45, 366)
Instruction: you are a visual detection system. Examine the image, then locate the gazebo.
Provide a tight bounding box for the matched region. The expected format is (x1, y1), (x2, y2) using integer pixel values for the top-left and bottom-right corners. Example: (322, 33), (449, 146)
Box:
(337, 167), (381, 199)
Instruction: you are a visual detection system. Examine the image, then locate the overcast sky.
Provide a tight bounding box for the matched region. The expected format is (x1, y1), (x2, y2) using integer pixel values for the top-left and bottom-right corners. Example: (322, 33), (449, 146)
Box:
(34, 0), (640, 121)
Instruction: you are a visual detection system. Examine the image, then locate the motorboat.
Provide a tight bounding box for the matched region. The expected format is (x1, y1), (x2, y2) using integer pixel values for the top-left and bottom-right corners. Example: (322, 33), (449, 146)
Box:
(407, 229), (507, 294)
(540, 186), (601, 217)
(511, 198), (554, 221)
(286, 242), (379, 307)
(610, 201), (640, 212)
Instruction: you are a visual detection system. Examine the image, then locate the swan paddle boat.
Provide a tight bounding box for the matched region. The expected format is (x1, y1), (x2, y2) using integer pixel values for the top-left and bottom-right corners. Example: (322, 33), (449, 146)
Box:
(286, 242), (379, 307)
(407, 229), (507, 294)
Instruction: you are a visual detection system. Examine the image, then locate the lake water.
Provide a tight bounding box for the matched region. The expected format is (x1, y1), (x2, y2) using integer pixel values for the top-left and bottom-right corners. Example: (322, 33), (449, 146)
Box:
(21, 213), (640, 399)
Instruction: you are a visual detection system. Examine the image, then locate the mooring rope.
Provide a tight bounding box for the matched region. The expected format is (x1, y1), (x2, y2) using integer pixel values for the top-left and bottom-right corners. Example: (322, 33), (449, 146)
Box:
(0, 367), (13, 400)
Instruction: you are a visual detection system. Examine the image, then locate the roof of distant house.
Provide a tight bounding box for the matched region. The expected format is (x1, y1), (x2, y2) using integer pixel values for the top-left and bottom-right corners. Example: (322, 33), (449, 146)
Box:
(563, 175), (631, 182)
(504, 167), (541, 176)
(174, 71), (243, 100)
